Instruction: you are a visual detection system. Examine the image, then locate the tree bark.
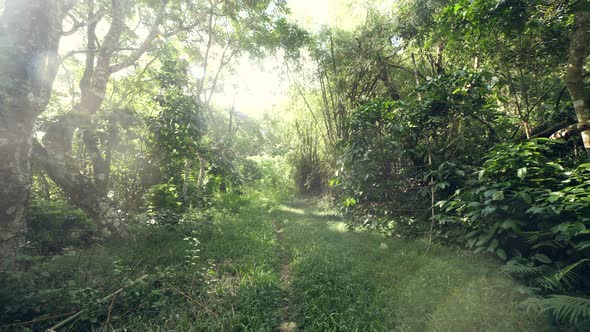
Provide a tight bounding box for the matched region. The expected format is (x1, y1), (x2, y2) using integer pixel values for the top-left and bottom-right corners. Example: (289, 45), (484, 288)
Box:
(565, 6), (590, 156)
(33, 140), (129, 238)
(197, 154), (207, 189)
(38, 0), (167, 238)
(183, 158), (192, 207)
(0, 0), (66, 257)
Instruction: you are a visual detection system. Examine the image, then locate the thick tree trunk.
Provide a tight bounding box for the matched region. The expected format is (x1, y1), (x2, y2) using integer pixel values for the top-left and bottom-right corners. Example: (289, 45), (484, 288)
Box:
(565, 7), (590, 156)
(0, 0), (64, 257)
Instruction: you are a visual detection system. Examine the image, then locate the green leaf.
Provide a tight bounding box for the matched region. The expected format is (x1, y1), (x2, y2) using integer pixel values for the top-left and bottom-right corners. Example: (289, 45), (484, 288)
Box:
(501, 219), (519, 231)
(547, 192), (564, 203)
(496, 248), (507, 260)
(484, 189), (497, 198)
(492, 190), (505, 201)
(478, 169), (486, 180)
(489, 238), (499, 251)
(534, 254), (552, 264)
(517, 191), (532, 204)
(517, 167), (527, 179)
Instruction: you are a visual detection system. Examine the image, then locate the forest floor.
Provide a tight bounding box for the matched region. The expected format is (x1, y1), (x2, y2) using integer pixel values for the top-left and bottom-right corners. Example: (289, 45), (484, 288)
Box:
(1, 194), (553, 331)
(266, 198), (548, 331)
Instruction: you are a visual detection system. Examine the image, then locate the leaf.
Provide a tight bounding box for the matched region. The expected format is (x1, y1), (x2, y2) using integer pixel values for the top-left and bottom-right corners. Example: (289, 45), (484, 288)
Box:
(517, 167), (527, 179)
(547, 192), (564, 203)
(496, 248), (507, 260)
(501, 219), (518, 231)
(478, 169), (486, 180)
(492, 190), (504, 201)
(534, 254), (553, 264)
(484, 189), (497, 198)
(489, 238), (499, 251)
(517, 191), (532, 204)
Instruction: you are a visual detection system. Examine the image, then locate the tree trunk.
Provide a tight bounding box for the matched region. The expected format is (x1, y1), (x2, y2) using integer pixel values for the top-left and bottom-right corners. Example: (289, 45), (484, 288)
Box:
(0, 0), (64, 257)
(197, 154), (207, 189)
(36, 0), (167, 238)
(565, 6), (590, 156)
(183, 158), (192, 207)
(33, 140), (129, 238)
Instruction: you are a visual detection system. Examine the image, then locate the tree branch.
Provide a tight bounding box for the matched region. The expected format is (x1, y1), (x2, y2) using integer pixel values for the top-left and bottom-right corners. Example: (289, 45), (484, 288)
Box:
(62, 7), (107, 36)
(550, 120), (590, 140)
(109, 1), (168, 73)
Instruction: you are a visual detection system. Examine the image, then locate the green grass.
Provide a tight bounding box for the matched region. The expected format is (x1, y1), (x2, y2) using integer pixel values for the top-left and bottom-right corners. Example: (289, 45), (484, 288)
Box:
(1, 193), (283, 331)
(273, 199), (549, 331)
(1, 194), (553, 331)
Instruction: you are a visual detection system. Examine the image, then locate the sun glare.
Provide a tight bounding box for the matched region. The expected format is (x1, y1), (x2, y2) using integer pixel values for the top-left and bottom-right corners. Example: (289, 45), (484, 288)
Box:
(189, 64), (206, 80)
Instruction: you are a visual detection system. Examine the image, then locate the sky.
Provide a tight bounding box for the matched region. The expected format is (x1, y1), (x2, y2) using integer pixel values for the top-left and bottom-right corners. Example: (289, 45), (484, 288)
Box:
(215, 0), (371, 119)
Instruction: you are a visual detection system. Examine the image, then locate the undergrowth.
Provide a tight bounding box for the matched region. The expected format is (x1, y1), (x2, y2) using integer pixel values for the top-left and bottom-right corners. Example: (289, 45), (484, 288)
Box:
(0, 192), (282, 331)
(1, 193), (581, 331)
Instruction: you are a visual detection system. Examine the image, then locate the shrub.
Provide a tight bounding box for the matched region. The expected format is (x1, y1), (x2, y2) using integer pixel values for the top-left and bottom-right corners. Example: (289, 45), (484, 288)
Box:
(144, 183), (182, 212)
(27, 200), (95, 255)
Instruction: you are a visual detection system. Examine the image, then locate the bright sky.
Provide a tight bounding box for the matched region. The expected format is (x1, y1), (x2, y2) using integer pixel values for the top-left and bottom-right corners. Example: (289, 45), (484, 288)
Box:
(216, 0), (371, 119)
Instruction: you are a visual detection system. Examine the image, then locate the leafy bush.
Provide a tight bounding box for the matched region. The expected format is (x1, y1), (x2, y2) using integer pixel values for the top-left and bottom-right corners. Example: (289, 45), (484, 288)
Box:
(27, 200), (95, 254)
(437, 139), (587, 262)
(144, 183), (182, 212)
(437, 138), (590, 323)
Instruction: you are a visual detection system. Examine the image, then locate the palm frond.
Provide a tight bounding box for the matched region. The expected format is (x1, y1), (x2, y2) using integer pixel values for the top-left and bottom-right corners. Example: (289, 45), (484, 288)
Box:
(521, 231), (553, 244)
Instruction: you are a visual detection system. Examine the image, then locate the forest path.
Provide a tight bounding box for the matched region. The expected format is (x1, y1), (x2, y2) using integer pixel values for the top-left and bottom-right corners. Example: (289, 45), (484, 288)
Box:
(274, 219), (297, 332)
(267, 198), (546, 331)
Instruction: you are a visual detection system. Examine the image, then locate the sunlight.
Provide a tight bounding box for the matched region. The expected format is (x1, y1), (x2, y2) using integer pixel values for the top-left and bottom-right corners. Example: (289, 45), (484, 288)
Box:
(328, 221), (348, 233)
(189, 64), (205, 80)
(213, 56), (286, 118)
(276, 205), (305, 215)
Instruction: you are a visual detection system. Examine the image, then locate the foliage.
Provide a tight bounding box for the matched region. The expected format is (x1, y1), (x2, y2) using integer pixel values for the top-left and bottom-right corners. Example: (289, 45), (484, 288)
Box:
(27, 200), (95, 255)
(0, 192), (283, 331)
(437, 139), (588, 262)
(523, 295), (590, 325)
(149, 48), (206, 172)
(144, 183), (183, 212)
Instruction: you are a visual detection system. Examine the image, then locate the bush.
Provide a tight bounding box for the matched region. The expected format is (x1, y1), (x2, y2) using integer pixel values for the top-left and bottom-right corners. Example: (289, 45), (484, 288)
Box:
(436, 139), (586, 262)
(144, 183), (182, 212)
(437, 139), (590, 323)
(27, 200), (95, 255)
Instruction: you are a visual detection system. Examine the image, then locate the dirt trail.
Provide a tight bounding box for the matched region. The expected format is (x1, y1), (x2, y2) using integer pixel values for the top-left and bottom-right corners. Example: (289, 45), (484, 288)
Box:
(274, 221), (297, 332)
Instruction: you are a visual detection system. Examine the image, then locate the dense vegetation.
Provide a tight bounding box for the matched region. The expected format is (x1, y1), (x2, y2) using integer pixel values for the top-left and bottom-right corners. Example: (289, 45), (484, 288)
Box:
(1, 0), (590, 330)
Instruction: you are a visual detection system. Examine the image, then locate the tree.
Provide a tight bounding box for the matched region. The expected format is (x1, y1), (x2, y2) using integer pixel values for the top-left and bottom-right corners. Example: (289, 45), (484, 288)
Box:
(35, 0), (173, 238)
(563, 3), (590, 155)
(0, 0), (75, 257)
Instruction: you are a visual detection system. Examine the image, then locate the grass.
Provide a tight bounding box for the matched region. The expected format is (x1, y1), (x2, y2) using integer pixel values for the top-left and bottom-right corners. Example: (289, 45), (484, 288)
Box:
(273, 199), (550, 331)
(1, 193), (553, 331)
(1, 193), (283, 331)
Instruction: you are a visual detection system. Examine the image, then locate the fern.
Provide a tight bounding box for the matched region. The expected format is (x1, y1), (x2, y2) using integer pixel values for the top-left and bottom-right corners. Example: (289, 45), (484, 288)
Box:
(521, 231), (553, 244)
(500, 263), (545, 277)
(523, 295), (590, 324)
(542, 259), (590, 290)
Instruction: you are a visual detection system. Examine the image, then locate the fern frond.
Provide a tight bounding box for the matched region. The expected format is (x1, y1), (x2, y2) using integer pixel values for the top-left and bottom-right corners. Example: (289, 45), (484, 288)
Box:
(550, 259), (589, 288)
(523, 295), (590, 324)
(521, 231), (552, 244)
(531, 240), (563, 250)
(500, 263), (545, 277)
(534, 259), (589, 291)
